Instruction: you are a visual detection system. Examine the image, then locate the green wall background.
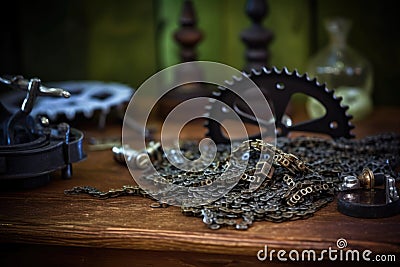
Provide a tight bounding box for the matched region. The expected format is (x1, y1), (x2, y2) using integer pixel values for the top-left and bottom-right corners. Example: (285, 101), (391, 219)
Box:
(157, 0), (312, 71)
(1, 0), (399, 106)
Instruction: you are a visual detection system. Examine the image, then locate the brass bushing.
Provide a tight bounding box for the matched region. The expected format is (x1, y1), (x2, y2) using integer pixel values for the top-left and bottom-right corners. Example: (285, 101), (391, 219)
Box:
(358, 167), (375, 189)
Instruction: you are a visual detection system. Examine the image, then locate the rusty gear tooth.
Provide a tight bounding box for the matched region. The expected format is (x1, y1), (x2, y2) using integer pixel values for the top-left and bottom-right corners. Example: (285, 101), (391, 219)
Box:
(311, 77), (319, 84)
(272, 66), (281, 74)
(326, 88), (335, 95)
(294, 69), (302, 78)
(283, 67), (291, 75)
(262, 66), (271, 75)
(300, 72), (310, 81)
(301, 72), (311, 80)
(242, 71), (250, 79)
(242, 69), (251, 77)
(345, 112), (353, 120)
(342, 105), (350, 111)
(334, 95), (343, 101)
(314, 79), (325, 88)
(250, 68), (262, 76)
(306, 75), (317, 83)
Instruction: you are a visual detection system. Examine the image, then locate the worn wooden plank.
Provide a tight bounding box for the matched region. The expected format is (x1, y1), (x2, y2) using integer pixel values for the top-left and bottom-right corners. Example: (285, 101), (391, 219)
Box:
(0, 107), (399, 265)
(1, 189), (400, 255)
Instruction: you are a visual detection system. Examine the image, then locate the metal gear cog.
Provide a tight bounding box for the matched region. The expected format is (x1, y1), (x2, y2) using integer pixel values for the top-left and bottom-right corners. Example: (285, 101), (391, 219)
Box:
(1, 80), (134, 129)
(204, 67), (354, 143)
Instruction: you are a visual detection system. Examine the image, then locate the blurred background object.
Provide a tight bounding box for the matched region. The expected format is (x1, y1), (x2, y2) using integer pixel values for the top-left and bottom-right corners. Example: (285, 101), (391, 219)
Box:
(306, 17), (373, 121)
(240, 0), (273, 71)
(0, 0), (399, 122)
(157, 0), (206, 118)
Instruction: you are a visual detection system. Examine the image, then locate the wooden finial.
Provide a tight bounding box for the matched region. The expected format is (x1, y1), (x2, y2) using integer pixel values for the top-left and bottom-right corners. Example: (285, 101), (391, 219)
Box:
(241, 0), (274, 71)
(174, 0), (203, 62)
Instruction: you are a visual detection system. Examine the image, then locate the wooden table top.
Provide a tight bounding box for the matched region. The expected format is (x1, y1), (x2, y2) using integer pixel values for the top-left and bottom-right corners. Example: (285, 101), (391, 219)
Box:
(1, 106), (399, 266)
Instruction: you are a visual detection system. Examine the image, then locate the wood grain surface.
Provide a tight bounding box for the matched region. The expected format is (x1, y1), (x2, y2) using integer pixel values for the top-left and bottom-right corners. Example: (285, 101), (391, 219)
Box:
(1, 106), (399, 266)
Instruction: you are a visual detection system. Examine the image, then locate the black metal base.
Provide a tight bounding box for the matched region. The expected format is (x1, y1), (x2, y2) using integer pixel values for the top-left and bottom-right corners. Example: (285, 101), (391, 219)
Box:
(0, 127), (85, 190)
(337, 189), (400, 218)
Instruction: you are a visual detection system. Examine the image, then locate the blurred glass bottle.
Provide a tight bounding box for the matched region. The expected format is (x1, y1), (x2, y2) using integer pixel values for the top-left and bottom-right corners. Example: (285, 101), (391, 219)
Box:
(306, 17), (374, 121)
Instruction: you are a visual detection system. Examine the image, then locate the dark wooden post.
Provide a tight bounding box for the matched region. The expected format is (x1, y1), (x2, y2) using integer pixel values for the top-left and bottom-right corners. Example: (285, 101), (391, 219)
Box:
(174, 0), (203, 62)
(159, 0), (206, 119)
(240, 0), (274, 71)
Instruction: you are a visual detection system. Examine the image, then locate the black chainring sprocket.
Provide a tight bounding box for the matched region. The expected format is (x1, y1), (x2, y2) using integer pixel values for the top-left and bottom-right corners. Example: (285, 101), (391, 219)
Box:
(204, 67), (354, 143)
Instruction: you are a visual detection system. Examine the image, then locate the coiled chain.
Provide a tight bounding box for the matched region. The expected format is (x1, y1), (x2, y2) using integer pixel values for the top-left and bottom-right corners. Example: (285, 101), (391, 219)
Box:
(65, 133), (400, 230)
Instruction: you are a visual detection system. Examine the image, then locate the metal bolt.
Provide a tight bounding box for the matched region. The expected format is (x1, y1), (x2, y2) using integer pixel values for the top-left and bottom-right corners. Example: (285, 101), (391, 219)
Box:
(40, 116), (50, 127)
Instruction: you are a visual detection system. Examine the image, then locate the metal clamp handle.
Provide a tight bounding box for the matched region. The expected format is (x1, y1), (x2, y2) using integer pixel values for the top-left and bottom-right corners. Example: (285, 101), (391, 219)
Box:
(0, 75), (70, 115)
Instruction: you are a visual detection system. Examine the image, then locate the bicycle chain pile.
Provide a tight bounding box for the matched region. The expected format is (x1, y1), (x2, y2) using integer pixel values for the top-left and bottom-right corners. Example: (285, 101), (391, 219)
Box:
(65, 133), (400, 230)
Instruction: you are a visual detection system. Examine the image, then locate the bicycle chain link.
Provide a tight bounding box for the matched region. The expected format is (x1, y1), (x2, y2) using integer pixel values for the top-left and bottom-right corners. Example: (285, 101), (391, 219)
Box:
(65, 133), (400, 230)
